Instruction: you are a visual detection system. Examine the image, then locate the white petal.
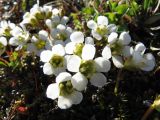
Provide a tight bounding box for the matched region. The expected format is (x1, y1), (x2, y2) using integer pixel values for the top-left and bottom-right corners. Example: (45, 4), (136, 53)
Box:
(0, 37), (7, 46)
(43, 63), (54, 75)
(56, 72), (71, 83)
(90, 73), (107, 87)
(67, 55), (81, 72)
(112, 55), (124, 68)
(45, 19), (52, 29)
(108, 32), (118, 44)
(60, 16), (69, 24)
(87, 20), (97, 30)
(58, 96), (73, 109)
(46, 83), (59, 100)
(82, 44), (95, 60)
(52, 8), (60, 15)
(40, 50), (53, 62)
(94, 57), (111, 72)
(52, 15), (60, 24)
(53, 67), (66, 76)
(141, 53), (155, 71)
(132, 51), (144, 65)
(122, 46), (133, 57)
(102, 46), (112, 59)
(107, 24), (117, 33)
(39, 30), (48, 41)
(92, 30), (102, 40)
(70, 32), (84, 43)
(9, 37), (18, 46)
(58, 91), (82, 109)
(52, 44), (65, 56)
(119, 32), (131, 45)
(71, 72), (88, 91)
(85, 37), (94, 45)
(69, 91), (83, 105)
(57, 24), (66, 31)
(97, 16), (108, 26)
(65, 42), (76, 54)
(135, 42), (146, 54)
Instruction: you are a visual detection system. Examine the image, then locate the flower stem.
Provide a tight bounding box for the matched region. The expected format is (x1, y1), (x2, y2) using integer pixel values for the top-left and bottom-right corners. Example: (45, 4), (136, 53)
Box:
(141, 105), (154, 120)
(114, 69), (122, 96)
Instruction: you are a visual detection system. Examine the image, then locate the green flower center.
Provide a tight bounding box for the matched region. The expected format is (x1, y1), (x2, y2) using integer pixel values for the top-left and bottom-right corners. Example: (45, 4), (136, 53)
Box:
(0, 42), (4, 49)
(4, 28), (11, 37)
(110, 41), (123, 55)
(49, 55), (64, 68)
(96, 25), (108, 36)
(35, 40), (46, 50)
(59, 80), (74, 96)
(73, 43), (84, 56)
(79, 60), (96, 78)
(56, 33), (67, 41)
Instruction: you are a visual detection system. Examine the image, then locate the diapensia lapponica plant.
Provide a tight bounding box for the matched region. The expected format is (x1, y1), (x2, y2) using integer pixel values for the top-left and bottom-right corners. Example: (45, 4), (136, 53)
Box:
(0, 4), (156, 109)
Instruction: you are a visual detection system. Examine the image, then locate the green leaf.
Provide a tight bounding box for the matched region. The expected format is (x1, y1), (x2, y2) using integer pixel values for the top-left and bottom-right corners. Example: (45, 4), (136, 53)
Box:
(143, 0), (154, 11)
(82, 7), (95, 15)
(0, 61), (7, 66)
(105, 12), (117, 22)
(115, 4), (129, 15)
(109, 1), (118, 11)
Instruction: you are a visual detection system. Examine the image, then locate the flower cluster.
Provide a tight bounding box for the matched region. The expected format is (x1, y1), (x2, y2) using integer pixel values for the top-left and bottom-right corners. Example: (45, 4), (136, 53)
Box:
(0, 4), (155, 109)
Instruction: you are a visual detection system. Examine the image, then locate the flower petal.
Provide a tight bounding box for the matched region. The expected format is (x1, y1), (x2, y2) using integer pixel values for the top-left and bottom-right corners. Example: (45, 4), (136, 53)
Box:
(43, 63), (54, 75)
(107, 24), (117, 33)
(108, 32), (118, 44)
(70, 91), (83, 105)
(53, 67), (66, 76)
(112, 55), (124, 68)
(97, 16), (108, 26)
(141, 53), (155, 71)
(56, 72), (71, 83)
(0, 37), (7, 46)
(91, 30), (102, 40)
(102, 46), (112, 59)
(119, 32), (131, 45)
(46, 83), (59, 100)
(70, 31), (84, 43)
(71, 72), (88, 91)
(134, 42), (146, 54)
(122, 46), (133, 57)
(85, 37), (94, 45)
(82, 44), (95, 60)
(58, 96), (73, 109)
(90, 73), (107, 87)
(40, 50), (53, 62)
(52, 44), (65, 56)
(57, 24), (66, 31)
(58, 91), (82, 109)
(67, 55), (81, 72)
(60, 16), (69, 24)
(65, 42), (76, 54)
(39, 30), (48, 41)
(94, 57), (111, 72)
(87, 20), (97, 30)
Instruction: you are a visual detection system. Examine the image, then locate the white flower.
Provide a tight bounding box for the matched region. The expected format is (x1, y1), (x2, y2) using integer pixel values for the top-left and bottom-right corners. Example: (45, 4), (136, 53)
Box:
(45, 16), (69, 29)
(0, 20), (15, 36)
(102, 31), (131, 68)
(40, 44), (66, 76)
(87, 16), (117, 40)
(67, 44), (110, 87)
(50, 24), (72, 45)
(0, 37), (7, 56)
(46, 72), (87, 109)
(20, 12), (38, 25)
(9, 26), (30, 49)
(124, 43), (155, 71)
(27, 30), (52, 56)
(65, 31), (94, 56)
